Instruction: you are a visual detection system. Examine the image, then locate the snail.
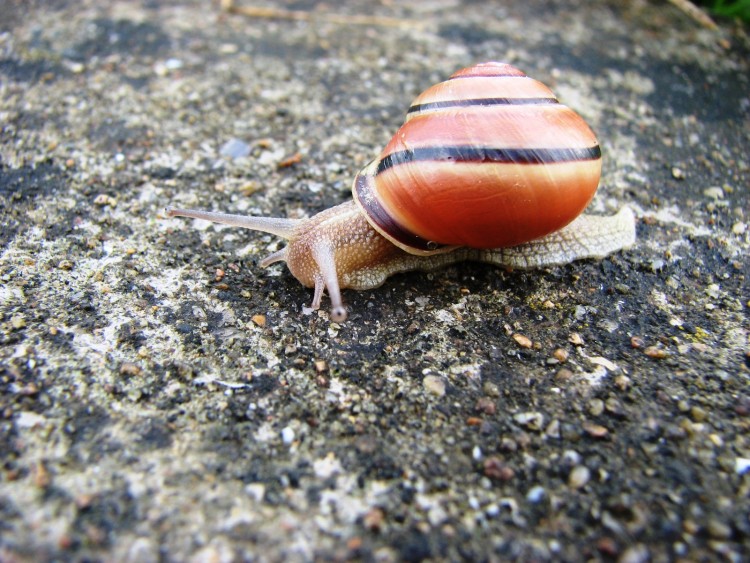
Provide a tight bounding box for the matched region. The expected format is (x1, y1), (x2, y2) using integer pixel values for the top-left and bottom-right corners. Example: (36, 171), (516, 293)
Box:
(166, 62), (636, 323)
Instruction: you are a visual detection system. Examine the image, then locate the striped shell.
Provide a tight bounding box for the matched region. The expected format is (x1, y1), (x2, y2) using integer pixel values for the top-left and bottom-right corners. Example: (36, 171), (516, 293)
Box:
(353, 62), (602, 255)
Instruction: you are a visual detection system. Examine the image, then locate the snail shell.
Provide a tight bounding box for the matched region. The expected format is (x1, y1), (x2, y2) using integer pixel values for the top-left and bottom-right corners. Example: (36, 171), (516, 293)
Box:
(353, 62), (602, 254)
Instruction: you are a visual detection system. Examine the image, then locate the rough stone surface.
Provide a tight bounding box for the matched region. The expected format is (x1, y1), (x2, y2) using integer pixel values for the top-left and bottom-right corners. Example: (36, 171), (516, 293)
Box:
(1, 1), (748, 561)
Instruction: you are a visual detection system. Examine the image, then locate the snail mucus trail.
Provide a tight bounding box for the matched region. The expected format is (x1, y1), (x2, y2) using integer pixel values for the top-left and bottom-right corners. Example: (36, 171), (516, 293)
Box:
(165, 62), (636, 323)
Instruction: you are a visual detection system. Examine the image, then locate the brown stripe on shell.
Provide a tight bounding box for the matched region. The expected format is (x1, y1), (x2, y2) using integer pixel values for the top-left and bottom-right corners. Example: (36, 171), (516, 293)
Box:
(407, 97), (559, 116)
(375, 145), (601, 175)
(353, 166), (450, 253)
(407, 75), (558, 118)
(385, 105), (600, 156)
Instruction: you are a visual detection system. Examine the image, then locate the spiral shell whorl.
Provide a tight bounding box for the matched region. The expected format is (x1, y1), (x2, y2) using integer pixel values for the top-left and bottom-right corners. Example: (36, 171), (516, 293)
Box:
(353, 62), (602, 255)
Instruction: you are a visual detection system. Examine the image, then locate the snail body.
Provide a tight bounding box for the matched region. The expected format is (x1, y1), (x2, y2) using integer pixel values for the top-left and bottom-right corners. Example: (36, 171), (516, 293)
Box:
(166, 63), (635, 322)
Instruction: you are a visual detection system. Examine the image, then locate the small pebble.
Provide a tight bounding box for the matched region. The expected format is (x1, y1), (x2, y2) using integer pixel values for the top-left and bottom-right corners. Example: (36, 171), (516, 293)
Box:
(363, 508), (385, 532)
(120, 362), (142, 377)
(514, 411), (544, 431)
(545, 419), (561, 439)
(10, 315), (26, 329)
(735, 458), (750, 475)
(423, 375), (446, 397)
(483, 382), (500, 397)
(555, 368), (574, 383)
(569, 333), (584, 346)
(512, 333), (532, 348)
(93, 193), (115, 206)
(690, 406), (708, 422)
(568, 465), (590, 489)
(644, 346), (668, 359)
(619, 544), (649, 563)
(552, 348), (569, 363)
(706, 518), (732, 540)
(33, 462), (51, 488)
(582, 421), (609, 438)
(219, 138), (251, 159)
(596, 537), (618, 557)
(588, 399), (605, 416)
(475, 397), (496, 415)
(251, 314), (266, 327)
(605, 398), (625, 416)
(280, 427), (295, 445)
(483, 457), (515, 481)
(649, 259), (665, 272)
(277, 152), (302, 168)
(526, 485), (545, 503)
(613, 374), (631, 390)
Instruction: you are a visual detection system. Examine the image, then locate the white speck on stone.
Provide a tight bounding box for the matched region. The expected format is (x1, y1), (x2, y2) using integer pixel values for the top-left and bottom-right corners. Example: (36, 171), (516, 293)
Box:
(318, 483), (368, 524)
(188, 541), (234, 563)
(646, 207), (712, 236)
(472, 446), (482, 461)
(736, 457), (750, 475)
(423, 375), (446, 397)
(526, 485), (546, 503)
(562, 450), (582, 465)
(254, 422), (276, 443)
(513, 411), (545, 431)
(588, 356), (619, 372)
(705, 283), (721, 299)
(16, 411), (47, 429)
(325, 377), (346, 403)
(219, 138), (251, 159)
(434, 309), (456, 324)
(569, 465), (591, 489)
(427, 505), (447, 526)
(245, 483), (266, 502)
(256, 147), (286, 166)
(313, 454), (342, 479)
(415, 296), (430, 308)
(281, 426), (295, 445)
(579, 365), (609, 386)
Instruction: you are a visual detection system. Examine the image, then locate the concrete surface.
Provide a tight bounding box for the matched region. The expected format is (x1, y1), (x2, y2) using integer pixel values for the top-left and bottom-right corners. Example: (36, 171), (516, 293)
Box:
(0, 0), (748, 561)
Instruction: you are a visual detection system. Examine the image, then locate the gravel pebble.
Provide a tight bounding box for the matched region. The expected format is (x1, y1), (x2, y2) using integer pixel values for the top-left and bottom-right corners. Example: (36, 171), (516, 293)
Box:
(423, 375), (446, 397)
(568, 465), (590, 489)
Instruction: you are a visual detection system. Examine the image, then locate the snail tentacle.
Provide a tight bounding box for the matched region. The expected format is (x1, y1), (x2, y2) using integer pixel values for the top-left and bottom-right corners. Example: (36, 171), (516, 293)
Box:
(259, 248), (287, 268)
(311, 240), (347, 322)
(165, 206), (301, 240)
